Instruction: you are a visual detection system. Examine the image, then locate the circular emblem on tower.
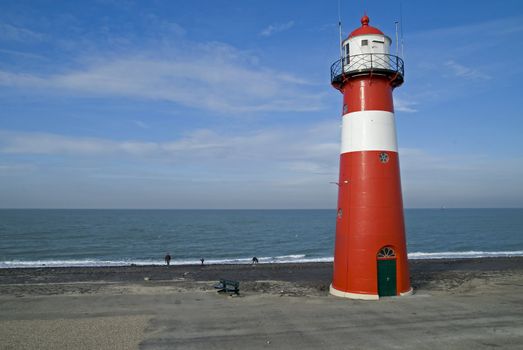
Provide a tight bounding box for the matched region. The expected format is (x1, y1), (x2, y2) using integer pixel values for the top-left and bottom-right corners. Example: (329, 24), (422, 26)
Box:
(379, 152), (389, 163)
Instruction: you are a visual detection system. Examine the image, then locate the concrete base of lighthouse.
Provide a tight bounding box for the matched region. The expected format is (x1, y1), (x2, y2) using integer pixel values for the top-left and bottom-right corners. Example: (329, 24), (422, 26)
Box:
(329, 284), (414, 300)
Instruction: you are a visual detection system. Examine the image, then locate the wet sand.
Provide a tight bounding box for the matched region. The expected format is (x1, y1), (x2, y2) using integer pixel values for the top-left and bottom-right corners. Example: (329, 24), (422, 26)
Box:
(1, 258), (522, 349)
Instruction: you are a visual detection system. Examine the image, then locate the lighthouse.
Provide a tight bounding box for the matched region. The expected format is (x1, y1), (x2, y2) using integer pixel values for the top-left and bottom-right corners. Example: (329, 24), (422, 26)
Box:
(329, 15), (412, 300)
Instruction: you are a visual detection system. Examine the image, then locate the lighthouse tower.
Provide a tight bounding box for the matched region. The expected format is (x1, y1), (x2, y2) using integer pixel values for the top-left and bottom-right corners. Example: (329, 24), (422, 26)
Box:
(329, 15), (412, 300)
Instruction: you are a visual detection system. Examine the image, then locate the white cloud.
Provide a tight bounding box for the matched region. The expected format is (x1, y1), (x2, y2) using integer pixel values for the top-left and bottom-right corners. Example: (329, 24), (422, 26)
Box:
(0, 48), (47, 60)
(260, 21), (295, 37)
(0, 42), (324, 113)
(400, 16), (522, 106)
(0, 122), (340, 208)
(445, 60), (491, 80)
(0, 122), (339, 171)
(408, 16), (523, 41)
(285, 161), (332, 175)
(132, 120), (149, 129)
(394, 96), (417, 113)
(0, 163), (37, 174)
(0, 23), (44, 42)
(2, 129), (522, 208)
(144, 15), (186, 37)
(0, 71), (42, 87)
(399, 148), (523, 208)
(0, 131), (113, 155)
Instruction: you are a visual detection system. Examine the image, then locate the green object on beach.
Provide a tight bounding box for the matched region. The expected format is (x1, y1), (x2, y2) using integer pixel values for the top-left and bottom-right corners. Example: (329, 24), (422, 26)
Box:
(214, 279), (240, 295)
(377, 259), (397, 297)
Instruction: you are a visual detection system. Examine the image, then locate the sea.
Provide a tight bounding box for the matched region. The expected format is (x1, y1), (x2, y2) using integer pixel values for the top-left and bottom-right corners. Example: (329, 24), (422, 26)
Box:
(0, 209), (522, 268)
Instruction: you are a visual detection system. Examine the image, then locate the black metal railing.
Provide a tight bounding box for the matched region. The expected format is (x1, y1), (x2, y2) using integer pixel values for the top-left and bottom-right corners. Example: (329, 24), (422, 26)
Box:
(331, 53), (404, 86)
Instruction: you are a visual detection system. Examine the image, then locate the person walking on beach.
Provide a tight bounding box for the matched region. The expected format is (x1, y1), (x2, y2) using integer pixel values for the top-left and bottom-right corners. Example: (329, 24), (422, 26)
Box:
(200, 258), (205, 266)
(252, 256), (259, 265)
(164, 253), (171, 266)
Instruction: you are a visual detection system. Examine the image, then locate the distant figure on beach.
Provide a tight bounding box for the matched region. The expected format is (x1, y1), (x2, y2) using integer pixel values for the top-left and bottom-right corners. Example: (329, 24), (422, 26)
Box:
(252, 256), (259, 265)
(200, 258), (205, 266)
(164, 253), (171, 266)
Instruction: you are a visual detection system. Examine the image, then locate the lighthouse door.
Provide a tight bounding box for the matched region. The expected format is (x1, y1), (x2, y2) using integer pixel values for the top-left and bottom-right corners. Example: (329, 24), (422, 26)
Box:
(377, 247), (397, 297)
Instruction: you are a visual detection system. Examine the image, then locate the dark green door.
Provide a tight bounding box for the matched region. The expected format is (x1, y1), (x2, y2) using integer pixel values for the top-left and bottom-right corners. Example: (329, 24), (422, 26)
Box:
(377, 259), (397, 297)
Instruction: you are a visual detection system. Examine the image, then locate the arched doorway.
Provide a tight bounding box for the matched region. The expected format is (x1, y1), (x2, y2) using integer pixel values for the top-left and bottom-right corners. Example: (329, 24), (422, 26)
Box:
(377, 247), (397, 297)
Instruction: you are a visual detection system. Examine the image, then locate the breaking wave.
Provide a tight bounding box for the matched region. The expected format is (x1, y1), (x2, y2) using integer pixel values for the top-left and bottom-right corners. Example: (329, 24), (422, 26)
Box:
(407, 250), (523, 259)
(1, 250), (523, 268)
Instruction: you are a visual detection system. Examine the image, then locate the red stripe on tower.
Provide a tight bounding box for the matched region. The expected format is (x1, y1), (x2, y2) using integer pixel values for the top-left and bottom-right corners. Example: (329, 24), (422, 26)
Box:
(329, 15), (412, 299)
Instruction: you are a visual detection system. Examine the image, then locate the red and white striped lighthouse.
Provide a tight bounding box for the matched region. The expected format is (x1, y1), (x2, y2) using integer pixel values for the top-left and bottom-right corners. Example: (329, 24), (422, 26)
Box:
(329, 15), (412, 300)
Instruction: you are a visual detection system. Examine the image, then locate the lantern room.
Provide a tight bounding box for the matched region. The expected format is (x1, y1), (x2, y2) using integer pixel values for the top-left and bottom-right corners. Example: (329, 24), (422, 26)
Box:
(331, 15), (404, 90)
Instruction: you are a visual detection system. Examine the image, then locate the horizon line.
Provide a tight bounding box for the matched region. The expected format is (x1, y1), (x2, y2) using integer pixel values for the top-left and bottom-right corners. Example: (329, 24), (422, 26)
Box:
(1, 207), (522, 210)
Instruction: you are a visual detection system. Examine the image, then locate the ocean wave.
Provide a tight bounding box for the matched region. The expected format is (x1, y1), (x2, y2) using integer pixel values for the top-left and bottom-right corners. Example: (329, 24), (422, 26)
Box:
(407, 250), (523, 259)
(0, 259), (159, 268)
(1, 251), (523, 268)
(0, 255), (330, 268)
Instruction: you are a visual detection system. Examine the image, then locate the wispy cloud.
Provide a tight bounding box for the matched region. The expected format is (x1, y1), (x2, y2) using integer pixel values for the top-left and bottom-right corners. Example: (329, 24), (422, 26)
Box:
(394, 96), (418, 113)
(0, 131), (121, 156)
(408, 16), (523, 41)
(260, 21), (295, 37)
(132, 120), (149, 129)
(0, 163), (37, 174)
(0, 23), (44, 42)
(445, 60), (491, 80)
(3, 128), (522, 208)
(0, 48), (47, 60)
(0, 123), (340, 208)
(399, 147), (523, 207)
(148, 15), (186, 36)
(0, 122), (339, 173)
(0, 42), (324, 113)
(402, 16), (520, 105)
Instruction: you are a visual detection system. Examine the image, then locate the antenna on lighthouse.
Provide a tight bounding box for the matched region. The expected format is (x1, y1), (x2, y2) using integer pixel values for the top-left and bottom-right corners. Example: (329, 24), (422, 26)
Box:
(399, 0), (405, 58)
(338, 0), (343, 61)
(395, 21), (399, 57)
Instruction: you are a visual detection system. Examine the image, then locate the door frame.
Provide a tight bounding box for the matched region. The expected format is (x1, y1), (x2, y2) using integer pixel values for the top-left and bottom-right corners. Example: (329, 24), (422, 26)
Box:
(377, 246), (397, 297)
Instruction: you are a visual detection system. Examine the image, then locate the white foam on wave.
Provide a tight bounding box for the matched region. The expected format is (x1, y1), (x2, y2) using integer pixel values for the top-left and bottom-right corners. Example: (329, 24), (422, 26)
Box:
(1, 250), (523, 268)
(275, 254), (306, 259)
(0, 255), (327, 268)
(0, 259), (160, 268)
(408, 250), (523, 259)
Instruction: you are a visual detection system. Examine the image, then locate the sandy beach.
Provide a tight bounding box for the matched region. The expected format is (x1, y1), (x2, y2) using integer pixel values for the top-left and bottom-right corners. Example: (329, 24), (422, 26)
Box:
(1, 258), (522, 349)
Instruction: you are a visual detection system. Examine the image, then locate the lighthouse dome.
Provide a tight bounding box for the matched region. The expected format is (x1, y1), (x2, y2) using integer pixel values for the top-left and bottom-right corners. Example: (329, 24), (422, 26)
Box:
(343, 15), (391, 58)
(348, 15), (384, 38)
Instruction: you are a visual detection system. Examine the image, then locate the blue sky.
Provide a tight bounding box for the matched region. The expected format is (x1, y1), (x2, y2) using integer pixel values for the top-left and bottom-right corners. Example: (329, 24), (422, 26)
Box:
(1, 0), (522, 209)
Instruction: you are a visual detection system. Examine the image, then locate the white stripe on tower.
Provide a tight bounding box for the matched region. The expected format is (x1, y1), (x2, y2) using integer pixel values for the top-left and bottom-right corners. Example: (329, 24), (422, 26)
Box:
(340, 111), (398, 154)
